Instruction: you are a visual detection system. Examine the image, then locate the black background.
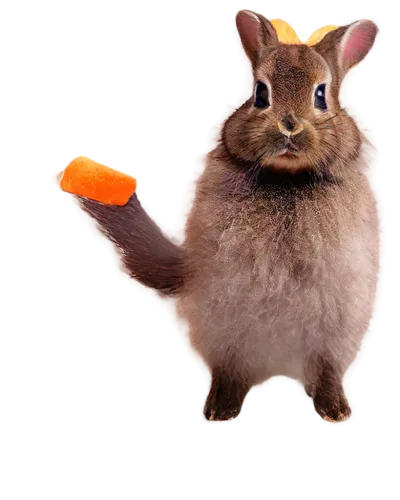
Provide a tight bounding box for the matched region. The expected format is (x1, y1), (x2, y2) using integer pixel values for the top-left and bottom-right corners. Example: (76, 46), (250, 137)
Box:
(48, 7), (393, 437)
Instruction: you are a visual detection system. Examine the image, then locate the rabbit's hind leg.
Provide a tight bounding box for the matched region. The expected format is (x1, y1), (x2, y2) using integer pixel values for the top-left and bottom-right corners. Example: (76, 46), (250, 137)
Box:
(307, 354), (355, 426)
(203, 366), (251, 422)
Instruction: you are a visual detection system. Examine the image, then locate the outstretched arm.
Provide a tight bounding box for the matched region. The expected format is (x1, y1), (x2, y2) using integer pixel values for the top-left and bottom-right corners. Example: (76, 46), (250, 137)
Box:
(52, 155), (186, 293)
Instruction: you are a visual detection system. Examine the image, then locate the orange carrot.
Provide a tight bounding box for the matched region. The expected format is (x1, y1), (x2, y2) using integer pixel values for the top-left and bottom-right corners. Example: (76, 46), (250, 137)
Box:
(52, 155), (138, 206)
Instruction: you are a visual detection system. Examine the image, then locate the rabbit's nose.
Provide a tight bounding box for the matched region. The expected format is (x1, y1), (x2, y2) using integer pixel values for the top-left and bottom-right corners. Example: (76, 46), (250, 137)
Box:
(283, 115), (295, 131)
(278, 113), (304, 137)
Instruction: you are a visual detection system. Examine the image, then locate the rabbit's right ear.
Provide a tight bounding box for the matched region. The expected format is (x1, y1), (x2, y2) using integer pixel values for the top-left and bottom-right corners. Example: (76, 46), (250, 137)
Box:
(236, 10), (279, 69)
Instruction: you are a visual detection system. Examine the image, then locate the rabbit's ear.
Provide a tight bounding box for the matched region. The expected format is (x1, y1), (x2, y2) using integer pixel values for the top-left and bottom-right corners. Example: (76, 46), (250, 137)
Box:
(339, 17), (382, 71)
(236, 10), (279, 69)
(314, 20), (378, 74)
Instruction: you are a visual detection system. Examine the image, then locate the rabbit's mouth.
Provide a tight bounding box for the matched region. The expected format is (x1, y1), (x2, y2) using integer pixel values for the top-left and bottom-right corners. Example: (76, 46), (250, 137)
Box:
(275, 140), (300, 157)
(277, 147), (297, 157)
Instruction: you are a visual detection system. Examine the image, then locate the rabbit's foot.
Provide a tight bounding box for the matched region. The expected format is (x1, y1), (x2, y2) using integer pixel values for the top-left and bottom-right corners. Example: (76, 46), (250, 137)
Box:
(204, 369), (249, 421)
(313, 388), (352, 422)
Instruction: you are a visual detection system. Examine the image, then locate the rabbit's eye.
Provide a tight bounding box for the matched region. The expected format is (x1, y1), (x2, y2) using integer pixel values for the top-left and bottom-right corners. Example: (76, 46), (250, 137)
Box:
(314, 84), (327, 111)
(254, 81), (270, 108)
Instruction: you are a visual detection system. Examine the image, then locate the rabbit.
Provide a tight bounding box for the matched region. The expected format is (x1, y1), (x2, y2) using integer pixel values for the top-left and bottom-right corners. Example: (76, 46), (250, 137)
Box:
(78, 10), (379, 422)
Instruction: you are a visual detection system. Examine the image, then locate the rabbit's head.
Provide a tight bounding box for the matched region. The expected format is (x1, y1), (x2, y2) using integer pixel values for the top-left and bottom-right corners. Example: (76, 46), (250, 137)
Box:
(222, 11), (378, 175)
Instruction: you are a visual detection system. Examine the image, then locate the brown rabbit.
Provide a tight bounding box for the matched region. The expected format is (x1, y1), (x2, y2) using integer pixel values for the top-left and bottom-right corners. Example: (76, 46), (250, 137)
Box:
(78, 11), (379, 422)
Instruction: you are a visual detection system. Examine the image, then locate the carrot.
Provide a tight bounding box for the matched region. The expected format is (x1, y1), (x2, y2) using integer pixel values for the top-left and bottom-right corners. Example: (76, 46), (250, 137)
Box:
(305, 25), (340, 46)
(52, 155), (138, 206)
(271, 19), (301, 44)
(270, 19), (339, 46)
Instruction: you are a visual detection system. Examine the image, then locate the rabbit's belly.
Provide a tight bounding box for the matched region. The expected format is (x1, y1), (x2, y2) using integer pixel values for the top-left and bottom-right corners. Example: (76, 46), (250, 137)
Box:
(180, 243), (376, 383)
(167, 216), (378, 387)
(167, 270), (373, 389)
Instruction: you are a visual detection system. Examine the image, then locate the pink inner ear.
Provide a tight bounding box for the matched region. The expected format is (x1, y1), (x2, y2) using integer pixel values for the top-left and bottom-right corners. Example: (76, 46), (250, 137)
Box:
(341, 21), (377, 69)
(236, 11), (261, 56)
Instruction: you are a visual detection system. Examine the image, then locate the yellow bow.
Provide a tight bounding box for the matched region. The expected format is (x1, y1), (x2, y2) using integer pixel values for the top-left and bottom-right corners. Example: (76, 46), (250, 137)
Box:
(270, 19), (339, 46)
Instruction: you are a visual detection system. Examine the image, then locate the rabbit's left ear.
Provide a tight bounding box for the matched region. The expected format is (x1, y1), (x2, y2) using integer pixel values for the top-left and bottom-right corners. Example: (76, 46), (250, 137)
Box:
(314, 20), (378, 73)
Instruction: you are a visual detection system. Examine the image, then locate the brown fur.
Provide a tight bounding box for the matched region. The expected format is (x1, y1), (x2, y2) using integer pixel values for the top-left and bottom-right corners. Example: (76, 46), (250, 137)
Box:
(79, 194), (185, 296)
(77, 12), (379, 422)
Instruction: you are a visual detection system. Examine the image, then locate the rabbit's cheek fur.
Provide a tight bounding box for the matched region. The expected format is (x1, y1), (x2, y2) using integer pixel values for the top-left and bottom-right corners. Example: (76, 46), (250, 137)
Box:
(221, 105), (283, 163)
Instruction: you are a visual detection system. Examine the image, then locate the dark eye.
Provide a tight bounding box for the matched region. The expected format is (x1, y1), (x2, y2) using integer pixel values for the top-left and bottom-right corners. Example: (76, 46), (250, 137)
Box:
(314, 84), (327, 111)
(254, 81), (270, 108)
